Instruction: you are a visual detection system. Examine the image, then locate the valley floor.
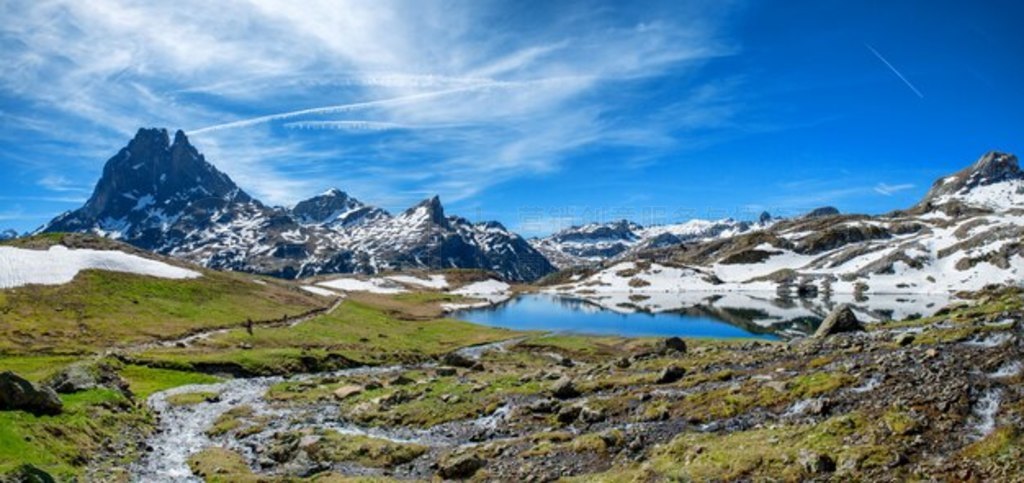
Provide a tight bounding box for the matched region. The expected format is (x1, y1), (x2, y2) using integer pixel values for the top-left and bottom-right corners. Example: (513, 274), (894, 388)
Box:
(2, 284), (1023, 481)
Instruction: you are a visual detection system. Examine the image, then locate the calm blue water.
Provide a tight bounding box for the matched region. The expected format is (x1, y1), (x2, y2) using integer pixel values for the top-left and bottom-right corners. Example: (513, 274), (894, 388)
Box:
(456, 294), (780, 340)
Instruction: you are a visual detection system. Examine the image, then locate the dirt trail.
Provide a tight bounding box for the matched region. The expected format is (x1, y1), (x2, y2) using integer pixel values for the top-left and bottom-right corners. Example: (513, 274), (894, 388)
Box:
(124, 295), (346, 353)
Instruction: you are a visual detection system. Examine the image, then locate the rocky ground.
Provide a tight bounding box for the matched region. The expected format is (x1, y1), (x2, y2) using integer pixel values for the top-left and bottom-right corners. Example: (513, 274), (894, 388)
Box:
(146, 287), (1023, 482)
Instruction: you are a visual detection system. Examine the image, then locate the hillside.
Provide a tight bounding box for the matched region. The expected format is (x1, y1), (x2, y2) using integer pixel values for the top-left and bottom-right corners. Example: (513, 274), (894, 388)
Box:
(0, 233), (327, 354)
(550, 151), (1024, 301)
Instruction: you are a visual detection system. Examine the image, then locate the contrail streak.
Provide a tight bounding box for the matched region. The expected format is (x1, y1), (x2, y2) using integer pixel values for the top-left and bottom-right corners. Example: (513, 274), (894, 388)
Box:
(187, 86), (483, 135)
(865, 43), (924, 99)
(186, 76), (585, 135)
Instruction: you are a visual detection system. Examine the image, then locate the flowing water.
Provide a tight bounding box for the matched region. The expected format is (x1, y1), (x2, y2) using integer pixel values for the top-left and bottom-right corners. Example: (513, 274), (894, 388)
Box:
(130, 340), (517, 482)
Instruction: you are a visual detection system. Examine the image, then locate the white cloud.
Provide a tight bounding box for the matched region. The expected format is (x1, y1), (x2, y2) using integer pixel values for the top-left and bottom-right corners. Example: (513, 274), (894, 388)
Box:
(1, 0), (742, 210)
(874, 182), (915, 196)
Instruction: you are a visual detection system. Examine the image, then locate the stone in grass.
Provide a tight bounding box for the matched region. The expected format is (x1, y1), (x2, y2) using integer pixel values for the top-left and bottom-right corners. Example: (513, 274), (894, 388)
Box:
(799, 449), (836, 474)
(550, 377), (580, 400)
(656, 365), (686, 384)
(441, 352), (476, 369)
(813, 305), (865, 338)
(436, 367), (458, 377)
(45, 361), (132, 397)
(895, 332), (915, 347)
(389, 374), (415, 386)
(556, 405), (582, 424)
(658, 337), (687, 354)
(0, 371), (62, 416)
(437, 453), (485, 479)
(4, 464), (55, 483)
(332, 385), (363, 401)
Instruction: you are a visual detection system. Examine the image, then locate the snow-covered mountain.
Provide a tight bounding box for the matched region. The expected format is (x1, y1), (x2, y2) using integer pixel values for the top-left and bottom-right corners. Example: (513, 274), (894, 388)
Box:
(551, 151), (1024, 298)
(43, 128), (554, 281)
(531, 213), (774, 268)
(0, 229), (18, 241)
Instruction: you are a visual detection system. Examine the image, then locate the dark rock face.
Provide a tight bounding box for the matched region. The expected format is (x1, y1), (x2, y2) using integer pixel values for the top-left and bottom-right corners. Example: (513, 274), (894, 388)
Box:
(291, 189), (387, 227)
(813, 305), (865, 338)
(437, 453), (485, 479)
(0, 371), (63, 416)
(805, 206), (840, 218)
(42, 128), (555, 282)
(919, 151), (1022, 207)
(45, 128), (261, 252)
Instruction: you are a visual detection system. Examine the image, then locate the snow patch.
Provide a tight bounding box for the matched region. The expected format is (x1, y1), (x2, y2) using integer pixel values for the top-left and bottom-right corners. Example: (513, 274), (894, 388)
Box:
(386, 274), (449, 289)
(0, 245), (200, 288)
(301, 286), (341, 297)
(317, 277), (407, 294)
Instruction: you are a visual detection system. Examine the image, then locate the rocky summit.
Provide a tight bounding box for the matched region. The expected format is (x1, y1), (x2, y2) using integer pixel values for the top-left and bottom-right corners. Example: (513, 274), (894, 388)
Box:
(43, 128), (554, 282)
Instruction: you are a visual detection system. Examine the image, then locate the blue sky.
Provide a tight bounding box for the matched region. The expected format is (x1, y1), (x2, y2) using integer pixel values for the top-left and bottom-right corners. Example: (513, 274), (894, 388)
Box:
(1, 0), (1022, 236)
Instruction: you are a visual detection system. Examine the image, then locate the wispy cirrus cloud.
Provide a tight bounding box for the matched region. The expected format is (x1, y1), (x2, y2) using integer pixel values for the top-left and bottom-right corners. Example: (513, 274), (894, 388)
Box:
(874, 182), (915, 196)
(1, 0), (744, 211)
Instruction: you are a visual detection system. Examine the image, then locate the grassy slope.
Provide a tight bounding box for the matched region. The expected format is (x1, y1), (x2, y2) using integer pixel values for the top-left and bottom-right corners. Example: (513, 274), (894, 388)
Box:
(135, 293), (519, 375)
(0, 236), (326, 355)
(0, 234), (326, 478)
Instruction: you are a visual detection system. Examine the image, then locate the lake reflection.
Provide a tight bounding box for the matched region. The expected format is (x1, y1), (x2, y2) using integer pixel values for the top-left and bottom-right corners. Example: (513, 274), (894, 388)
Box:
(456, 291), (953, 339)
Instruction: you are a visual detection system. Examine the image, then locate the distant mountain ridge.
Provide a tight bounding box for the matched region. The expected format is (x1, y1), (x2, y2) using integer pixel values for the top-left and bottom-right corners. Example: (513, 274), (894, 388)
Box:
(44, 128), (554, 281)
(550, 150), (1024, 299)
(531, 215), (775, 268)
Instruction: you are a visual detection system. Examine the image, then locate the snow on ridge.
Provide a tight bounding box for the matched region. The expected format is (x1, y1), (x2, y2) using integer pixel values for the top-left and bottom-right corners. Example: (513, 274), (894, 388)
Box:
(444, 279), (513, 310)
(386, 274), (449, 289)
(317, 277), (408, 294)
(0, 245), (201, 289)
(453, 279), (510, 295)
(301, 285), (341, 297)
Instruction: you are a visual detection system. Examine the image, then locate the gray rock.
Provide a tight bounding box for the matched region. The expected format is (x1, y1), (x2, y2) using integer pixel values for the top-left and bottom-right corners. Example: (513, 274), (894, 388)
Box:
(813, 305), (865, 338)
(389, 374), (414, 386)
(441, 352), (476, 368)
(45, 362), (130, 397)
(556, 405), (582, 424)
(658, 337), (687, 354)
(580, 406), (606, 423)
(0, 371), (63, 416)
(895, 332), (915, 347)
(4, 464), (55, 483)
(527, 398), (559, 414)
(437, 453), (485, 479)
(656, 365), (686, 384)
(435, 367), (458, 377)
(799, 449), (835, 474)
(550, 377), (580, 400)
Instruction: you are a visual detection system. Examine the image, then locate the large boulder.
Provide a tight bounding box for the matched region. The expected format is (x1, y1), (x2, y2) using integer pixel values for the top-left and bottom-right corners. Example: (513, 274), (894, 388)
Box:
(813, 305), (865, 338)
(441, 352), (476, 369)
(550, 377), (580, 400)
(437, 453), (485, 479)
(45, 361), (131, 397)
(657, 337), (687, 355)
(0, 371), (63, 416)
(656, 365), (686, 384)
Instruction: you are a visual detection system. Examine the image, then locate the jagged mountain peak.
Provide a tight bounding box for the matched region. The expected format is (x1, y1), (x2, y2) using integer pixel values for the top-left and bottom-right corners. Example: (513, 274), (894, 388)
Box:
(918, 150), (1023, 212)
(401, 195), (447, 226)
(292, 189), (388, 227)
